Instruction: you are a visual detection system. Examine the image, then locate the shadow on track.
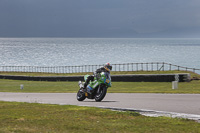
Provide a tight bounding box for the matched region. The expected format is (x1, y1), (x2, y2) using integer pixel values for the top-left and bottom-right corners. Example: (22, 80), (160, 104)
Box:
(82, 100), (118, 103)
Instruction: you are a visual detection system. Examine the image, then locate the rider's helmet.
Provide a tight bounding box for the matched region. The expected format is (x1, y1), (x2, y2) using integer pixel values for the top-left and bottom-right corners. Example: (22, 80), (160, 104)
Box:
(104, 63), (112, 72)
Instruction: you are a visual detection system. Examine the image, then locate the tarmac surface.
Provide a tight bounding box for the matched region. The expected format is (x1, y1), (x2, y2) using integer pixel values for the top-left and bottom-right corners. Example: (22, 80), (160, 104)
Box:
(0, 92), (200, 122)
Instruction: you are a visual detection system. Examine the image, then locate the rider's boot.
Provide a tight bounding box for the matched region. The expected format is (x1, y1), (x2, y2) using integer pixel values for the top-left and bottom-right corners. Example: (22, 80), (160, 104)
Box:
(82, 82), (88, 92)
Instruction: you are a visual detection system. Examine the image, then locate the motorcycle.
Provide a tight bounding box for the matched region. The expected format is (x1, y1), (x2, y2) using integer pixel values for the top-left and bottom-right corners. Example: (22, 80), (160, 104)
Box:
(76, 72), (111, 102)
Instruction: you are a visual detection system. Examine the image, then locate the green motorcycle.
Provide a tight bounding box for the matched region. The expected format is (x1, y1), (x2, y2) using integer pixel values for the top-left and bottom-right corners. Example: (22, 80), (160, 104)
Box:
(77, 72), (112, 102)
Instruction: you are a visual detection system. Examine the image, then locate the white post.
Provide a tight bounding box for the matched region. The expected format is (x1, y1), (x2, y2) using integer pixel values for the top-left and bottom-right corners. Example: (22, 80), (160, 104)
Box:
(172, 74), (179, 89)
(172, 81), (178, 89)
(20, 84), (24, 90)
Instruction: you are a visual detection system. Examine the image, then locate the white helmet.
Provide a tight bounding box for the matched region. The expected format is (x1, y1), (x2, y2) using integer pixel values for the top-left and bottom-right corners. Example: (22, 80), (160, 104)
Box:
(104, 63), (112, 72)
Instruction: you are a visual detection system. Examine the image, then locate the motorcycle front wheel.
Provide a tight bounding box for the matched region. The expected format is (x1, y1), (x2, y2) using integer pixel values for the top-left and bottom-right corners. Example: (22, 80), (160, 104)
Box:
(77, 89), (86, 101)
(94, 86), (107, 102)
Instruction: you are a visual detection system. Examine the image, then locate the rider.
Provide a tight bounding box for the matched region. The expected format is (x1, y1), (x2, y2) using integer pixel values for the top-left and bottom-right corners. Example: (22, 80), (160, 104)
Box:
(83, 63), (112, 93)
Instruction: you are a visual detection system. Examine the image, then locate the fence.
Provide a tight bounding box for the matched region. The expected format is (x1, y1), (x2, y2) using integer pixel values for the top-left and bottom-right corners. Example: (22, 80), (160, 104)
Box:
(0, 62), (200, 74)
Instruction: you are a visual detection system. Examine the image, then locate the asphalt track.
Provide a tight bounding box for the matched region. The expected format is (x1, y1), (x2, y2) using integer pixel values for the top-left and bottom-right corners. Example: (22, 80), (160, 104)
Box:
(0, 92), (200, 122)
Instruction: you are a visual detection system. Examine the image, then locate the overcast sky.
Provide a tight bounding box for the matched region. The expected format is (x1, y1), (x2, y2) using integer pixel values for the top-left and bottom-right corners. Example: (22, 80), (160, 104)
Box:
(0, 0), (200, 38)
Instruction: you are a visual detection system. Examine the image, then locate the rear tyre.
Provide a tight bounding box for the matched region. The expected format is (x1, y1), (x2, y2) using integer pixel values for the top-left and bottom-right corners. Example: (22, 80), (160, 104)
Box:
(77, 89), (86, 101)
(95, 86), (107, 102)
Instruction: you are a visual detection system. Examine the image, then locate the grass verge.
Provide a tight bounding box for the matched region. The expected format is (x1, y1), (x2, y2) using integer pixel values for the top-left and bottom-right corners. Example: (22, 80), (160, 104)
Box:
(0, 101), (199, 133)
(0, 79), (200, 93)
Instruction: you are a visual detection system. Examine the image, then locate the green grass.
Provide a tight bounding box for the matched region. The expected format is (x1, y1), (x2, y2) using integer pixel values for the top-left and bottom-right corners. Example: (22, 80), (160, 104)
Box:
(112, 81), (200, 93)
(0, 101), (199, 133)
(0, 79), (76, 93)
(0, 71), (200, 93)
(0, 79), (200, 93)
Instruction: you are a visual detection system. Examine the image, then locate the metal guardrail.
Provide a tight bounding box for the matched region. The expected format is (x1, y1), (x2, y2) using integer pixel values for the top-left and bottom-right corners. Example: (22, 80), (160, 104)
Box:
(0, 62), (200, 74)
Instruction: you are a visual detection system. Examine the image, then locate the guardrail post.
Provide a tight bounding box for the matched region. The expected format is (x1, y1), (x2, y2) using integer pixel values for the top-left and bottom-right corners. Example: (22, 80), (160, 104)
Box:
(163, 62), (165, 71)
(136, 63), (138, 71)
(141, 63), (143, 71)
(157, 62), (159, 71)
(146, 63), (148, 71)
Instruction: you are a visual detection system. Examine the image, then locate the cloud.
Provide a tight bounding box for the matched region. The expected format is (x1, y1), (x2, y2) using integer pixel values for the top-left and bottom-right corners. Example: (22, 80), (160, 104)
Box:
(0, 0), (200, 37)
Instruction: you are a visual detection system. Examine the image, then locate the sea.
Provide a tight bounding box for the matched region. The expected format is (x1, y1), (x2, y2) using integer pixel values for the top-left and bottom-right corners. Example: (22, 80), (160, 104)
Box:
(0, 38), (200, 73)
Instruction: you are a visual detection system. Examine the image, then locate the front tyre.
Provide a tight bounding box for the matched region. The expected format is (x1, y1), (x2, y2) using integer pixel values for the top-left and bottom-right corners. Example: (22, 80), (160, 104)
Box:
(95, 86), (107, 102)
(77, 89), (86, 101)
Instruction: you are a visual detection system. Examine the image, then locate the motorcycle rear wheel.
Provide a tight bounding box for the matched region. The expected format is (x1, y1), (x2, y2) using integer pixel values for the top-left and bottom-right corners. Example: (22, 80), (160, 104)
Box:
(95, 86), (107, 102)
(77, 89), (86, 101)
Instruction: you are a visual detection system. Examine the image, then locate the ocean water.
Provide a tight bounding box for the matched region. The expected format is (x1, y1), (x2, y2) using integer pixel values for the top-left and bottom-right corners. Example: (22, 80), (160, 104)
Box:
(0, 38), (200, 71)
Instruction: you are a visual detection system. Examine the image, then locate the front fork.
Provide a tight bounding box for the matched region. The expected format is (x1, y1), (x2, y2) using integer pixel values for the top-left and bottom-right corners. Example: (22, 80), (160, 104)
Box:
(96, 85), (101, 94)
(96, 85), (107, 94)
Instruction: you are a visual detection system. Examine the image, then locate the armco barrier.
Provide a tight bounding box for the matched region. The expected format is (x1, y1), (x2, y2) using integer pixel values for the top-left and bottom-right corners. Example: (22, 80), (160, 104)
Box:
(0, 73), (190, 82)
(0, 75), (83, 81)
(111, 74), (190, 82)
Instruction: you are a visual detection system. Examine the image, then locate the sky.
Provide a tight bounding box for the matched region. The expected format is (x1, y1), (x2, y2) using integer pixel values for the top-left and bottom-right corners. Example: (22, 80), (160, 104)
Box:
(0, 0), (200, 38)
